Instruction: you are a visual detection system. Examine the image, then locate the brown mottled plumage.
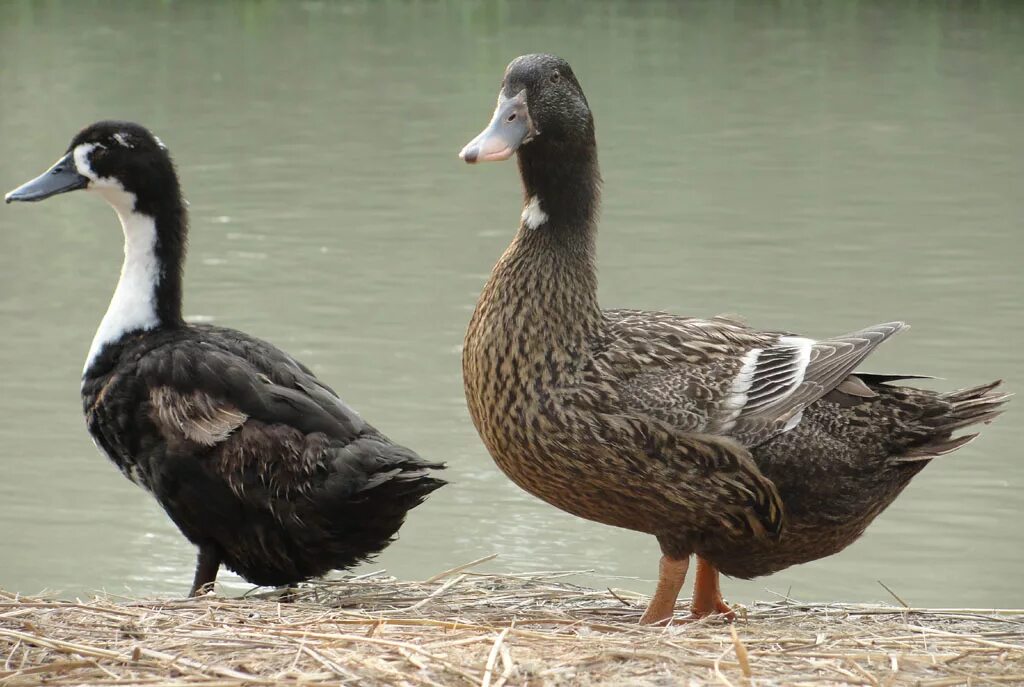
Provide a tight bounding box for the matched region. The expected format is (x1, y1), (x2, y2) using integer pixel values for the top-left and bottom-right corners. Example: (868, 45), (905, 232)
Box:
(460, 54), (1008, 624)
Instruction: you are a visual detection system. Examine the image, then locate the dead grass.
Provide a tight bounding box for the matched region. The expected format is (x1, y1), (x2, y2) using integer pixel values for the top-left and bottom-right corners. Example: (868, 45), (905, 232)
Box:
(2, 557), (1022, 686)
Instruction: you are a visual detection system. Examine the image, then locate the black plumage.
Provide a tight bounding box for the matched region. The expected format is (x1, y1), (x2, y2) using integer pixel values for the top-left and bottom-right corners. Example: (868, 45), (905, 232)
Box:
(7, 121), (445, 595)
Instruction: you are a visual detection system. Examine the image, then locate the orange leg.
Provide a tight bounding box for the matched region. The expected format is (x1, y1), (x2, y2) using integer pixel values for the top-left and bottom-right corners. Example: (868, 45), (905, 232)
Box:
(639, 555), (690, 625)
(689, 556), (735, 620)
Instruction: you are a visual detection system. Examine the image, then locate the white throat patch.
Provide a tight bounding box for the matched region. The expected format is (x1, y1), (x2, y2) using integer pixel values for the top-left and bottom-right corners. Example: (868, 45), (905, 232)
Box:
(521, 195), (548, 229)
(83, 191), (161, 375)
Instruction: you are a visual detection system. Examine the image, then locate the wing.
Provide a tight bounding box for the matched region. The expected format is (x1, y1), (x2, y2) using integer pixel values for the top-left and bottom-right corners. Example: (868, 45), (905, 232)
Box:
(150, 386), (247, 446)
(139, 327), (368, 444)
(139, 328), (443, 511)
(716, 322), (907, 445)
(189, 324), (358, 422)
(597, 310), (907, 447)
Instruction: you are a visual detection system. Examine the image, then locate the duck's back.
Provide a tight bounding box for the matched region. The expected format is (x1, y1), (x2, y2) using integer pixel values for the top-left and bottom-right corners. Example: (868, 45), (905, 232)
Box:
(83, 324), (445, 586)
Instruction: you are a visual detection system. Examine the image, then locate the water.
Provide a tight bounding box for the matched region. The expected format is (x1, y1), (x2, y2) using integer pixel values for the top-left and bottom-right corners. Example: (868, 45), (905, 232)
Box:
(0, 1), (1021, 608)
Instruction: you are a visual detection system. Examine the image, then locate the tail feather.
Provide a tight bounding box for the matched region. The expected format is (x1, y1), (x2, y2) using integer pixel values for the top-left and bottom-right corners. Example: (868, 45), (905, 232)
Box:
(856, 373), (936, 385)
(896, 380), (1009, 462)
(896, 433), (978, 462)
(937, 380), (1010, 427)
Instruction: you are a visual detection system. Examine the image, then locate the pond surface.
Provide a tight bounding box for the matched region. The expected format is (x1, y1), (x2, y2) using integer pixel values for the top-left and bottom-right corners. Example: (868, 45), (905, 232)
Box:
(0, 1), (1021, 608)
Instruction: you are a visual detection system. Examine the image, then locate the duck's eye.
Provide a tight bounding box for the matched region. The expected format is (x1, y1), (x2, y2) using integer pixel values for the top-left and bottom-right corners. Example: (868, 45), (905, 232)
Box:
(550, 73), (561, 84)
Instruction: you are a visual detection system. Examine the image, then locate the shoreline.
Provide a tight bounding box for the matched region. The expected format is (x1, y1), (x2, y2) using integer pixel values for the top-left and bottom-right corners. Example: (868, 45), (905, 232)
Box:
(2, 562), (1022, 686)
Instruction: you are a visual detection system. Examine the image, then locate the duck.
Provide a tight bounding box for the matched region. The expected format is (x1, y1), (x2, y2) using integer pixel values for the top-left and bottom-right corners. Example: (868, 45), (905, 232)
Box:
(5, 121), (446, 597)
(458, 54), (1008, 624)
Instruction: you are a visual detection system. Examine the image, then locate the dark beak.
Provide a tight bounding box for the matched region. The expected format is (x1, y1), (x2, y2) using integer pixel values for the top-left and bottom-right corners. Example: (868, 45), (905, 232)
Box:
(459, 90), (535, 164)
(5, 152), (89, 204)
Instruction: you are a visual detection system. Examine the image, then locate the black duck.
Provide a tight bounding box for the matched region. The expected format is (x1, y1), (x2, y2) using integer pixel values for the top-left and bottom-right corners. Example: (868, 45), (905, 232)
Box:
(6, 121), (446, 596)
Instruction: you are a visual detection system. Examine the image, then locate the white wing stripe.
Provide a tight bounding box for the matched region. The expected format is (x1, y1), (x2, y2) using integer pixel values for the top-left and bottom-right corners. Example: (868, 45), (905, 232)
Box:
(741, 336), (814, 412)
(721, 348), (762, 414)
(779, 336), (814, 368)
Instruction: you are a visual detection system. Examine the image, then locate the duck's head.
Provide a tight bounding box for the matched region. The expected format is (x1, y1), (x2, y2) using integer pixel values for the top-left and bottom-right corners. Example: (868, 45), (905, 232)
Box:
(5, 121), (178, 217)
(460, 54), (594, 164)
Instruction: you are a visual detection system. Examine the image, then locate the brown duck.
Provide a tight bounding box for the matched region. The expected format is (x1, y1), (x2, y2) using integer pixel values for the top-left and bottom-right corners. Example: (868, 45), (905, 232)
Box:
(458, 54), (1008, 624)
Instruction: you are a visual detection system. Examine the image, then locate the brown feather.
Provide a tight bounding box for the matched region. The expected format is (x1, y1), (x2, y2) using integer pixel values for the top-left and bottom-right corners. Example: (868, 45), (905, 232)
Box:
(835, 375), (878, 398)
(150, 386), (247, 446)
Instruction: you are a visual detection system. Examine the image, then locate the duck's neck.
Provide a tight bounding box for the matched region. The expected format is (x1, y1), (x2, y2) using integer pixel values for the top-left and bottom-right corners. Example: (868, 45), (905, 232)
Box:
(84, 192), (186, 376)
(473, 145), (604, 370)
(517, 141), (601, 234)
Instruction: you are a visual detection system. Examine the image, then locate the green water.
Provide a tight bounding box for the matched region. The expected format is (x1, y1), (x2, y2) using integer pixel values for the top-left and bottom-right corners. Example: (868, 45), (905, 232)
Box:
(0, 0), (1021, 608)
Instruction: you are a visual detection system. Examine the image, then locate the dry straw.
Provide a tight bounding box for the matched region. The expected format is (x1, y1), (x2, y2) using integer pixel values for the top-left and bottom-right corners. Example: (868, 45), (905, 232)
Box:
(2, 556), (1022, 686)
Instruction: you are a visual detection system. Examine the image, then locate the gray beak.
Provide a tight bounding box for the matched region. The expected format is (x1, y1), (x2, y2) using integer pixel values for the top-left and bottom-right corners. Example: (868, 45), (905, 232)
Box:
(459, 90), (535, 164)
(5, 152), (89, 204)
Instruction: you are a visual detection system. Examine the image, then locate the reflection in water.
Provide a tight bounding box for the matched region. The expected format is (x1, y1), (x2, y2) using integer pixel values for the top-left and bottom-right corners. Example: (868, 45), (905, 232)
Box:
(0, 1), (1020, 607)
